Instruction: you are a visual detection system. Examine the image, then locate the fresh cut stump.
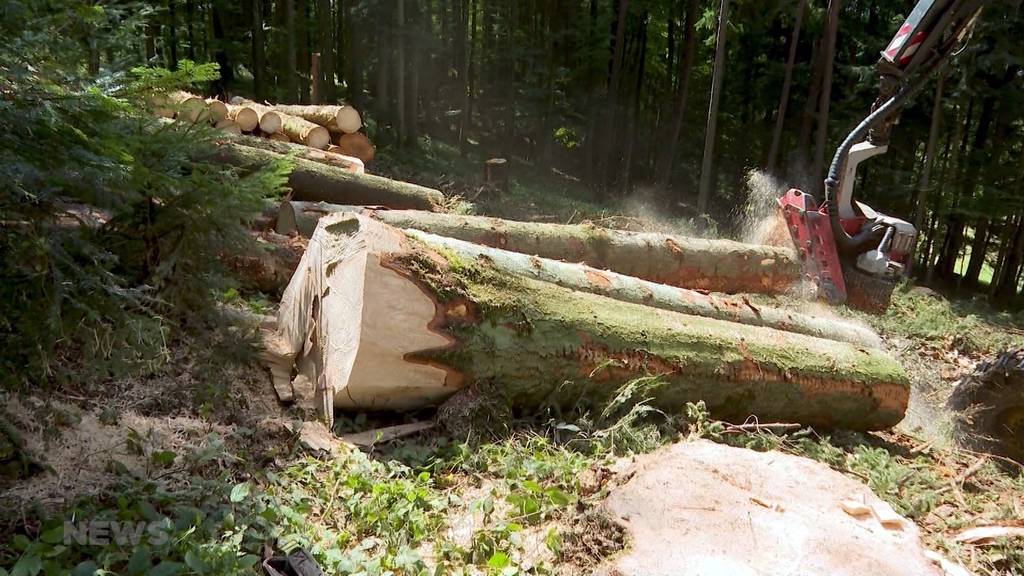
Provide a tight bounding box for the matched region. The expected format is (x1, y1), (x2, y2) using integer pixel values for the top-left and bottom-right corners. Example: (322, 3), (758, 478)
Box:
(264, 212), (909, 431)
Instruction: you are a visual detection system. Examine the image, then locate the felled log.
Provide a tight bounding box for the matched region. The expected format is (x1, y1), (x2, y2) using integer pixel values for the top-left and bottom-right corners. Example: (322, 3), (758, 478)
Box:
(266, 132), (291, 143)
(223, 230), (306, 295)
(225, 134), (365, 174)
(273, 104), (362, 134)
(277, 205), (801, 295)
(210, 143), (441, 210)
(214, 119), (242, 134)
(206, 99), (229, 123)
(229, 97), (283, 134)
(169, 91), (207, 122)
(280, 113), (331, 149)
(336, 132), (375, 164)
(265, 212), (908, 430)
(227, 104), (260, 132)
(275, 201), (879, 348)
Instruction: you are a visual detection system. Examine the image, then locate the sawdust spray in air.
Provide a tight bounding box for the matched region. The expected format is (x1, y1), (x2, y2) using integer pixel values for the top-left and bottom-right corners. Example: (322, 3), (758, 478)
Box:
(740, 170), (792, 247)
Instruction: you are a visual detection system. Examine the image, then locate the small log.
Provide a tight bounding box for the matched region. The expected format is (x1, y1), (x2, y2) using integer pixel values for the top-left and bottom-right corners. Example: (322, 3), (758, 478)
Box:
(274, 201), (880, 348)
(169, 91), (208, 123)
(280, 113), (331, 149)
(276, 206), (801, 295)
(266, 213), (908, 429)
(209, 143), (442, 211)
(214, 119), (242, 134)
(267, 132), (291, 143)
(274, 104), (363, 134)
(229, 97), (283, 134)
(225, 134), (365, 174)
(336, 132), (375, 164)
(227, 104), (260, 132)
(206, 99), (229, 123)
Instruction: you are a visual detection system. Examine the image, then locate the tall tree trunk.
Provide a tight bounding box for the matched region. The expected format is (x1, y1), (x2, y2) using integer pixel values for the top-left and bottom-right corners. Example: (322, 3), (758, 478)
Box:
(211, 2), (233, 97)
(146, 22), (159, 63)
(395, 0), (407, 146)
(792, 37), (823, 181)
(696, 0), (729, 213)
(186, 0), (196, 60)
(297, 0), (311, 103)
(375, 3), (391, 135)
(251, 0), (268, 100)
(282, 0), (299, 102)
(406, 0), (421, 148)
(910, 73), (945, 273)
(317, 0), (336, 101)
(622, 12), (648, 192)
(167, 0), (179, 69)
(459, 0), (476, 157)
(598, 0), (631, 192)
(811, 0), (841, 184)
(964, 220), (991, 287)
(656, 0), (698, 191)
(766, 0), (806, 173)
(993, 213), (1024, 303)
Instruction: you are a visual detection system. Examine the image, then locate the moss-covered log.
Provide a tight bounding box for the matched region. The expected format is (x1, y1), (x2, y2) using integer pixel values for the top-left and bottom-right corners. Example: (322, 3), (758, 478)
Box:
(276, 202), (801, 295)
(267, 213), (908, 430)
(211, 144), (442, 211)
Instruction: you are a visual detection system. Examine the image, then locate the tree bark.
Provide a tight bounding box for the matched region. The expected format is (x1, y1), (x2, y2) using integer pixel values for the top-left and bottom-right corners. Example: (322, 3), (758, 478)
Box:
(395, 0), (407, 147)
(277, 201), (881, 349)
(766, 0), (806, 173)
(167, 0), (179, 70)
(910, 73), (945, 273)
(275, 205), (801, 295)
(210, 143), (441, 210)
(272, 104), (362, 133)
(811, 0), (841, 183)
(265, 212), (908, 429)
(316, 0), (336, 101)
(251, 0), (268, 100)
(598, 0), (631, 191)
(224, 133), (365, 173)
(279, 113), (332, 148)
(656, 0), (698, 191)
(696, 0), (729, 213)
(964, 219), (991, 287)
(282, 0), (299, 102)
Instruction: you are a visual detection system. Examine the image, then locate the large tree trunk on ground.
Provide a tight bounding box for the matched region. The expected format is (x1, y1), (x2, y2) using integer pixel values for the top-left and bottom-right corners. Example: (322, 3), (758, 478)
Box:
(276, 201), (879, 347)
(223, 133), (365, 173)
(210, 143), (442, 210)
(272, 104), (362, 133)
(276, 204), (801, 295)
(264, 213), (908, 430)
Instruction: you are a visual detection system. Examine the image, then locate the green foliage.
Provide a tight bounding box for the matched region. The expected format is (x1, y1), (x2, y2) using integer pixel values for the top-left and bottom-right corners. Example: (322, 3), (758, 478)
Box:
(0, 0), (290, 388)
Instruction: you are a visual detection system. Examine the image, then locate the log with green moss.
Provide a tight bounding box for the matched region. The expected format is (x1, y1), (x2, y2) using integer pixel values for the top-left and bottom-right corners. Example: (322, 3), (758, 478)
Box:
(276, 202), (801, 295)
(265, 213), (908, 430)
(211, 144), (442, 211)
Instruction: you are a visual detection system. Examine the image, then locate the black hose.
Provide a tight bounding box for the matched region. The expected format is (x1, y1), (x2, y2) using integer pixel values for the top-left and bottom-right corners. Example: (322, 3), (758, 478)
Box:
(824, 56), (951, 254)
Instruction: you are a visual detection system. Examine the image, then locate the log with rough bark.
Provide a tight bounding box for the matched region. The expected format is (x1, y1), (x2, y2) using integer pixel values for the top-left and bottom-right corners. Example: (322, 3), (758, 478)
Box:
(264, 212), (908, 430)
(273, 104), (362, 134)
(210, 143), (442, 210)
(276, 205), (801, 295)
(229, 97), (283, 134)
(227, 104), (260, 132)
(224, 134), (365, 174)
(280, 113), (331, 149)
(336, 132), (375, 164)
(274, 201), (879, 348)
(223, 230), (306, 295)
(266, 131), (291, 143)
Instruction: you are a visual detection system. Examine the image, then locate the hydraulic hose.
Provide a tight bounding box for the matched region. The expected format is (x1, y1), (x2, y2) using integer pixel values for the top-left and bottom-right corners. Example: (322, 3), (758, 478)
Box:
(824, 56), (951, 255)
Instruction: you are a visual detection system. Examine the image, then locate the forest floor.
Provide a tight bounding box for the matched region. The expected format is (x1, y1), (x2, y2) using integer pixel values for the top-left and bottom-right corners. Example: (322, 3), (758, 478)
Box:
(2, 143), (1024, 575)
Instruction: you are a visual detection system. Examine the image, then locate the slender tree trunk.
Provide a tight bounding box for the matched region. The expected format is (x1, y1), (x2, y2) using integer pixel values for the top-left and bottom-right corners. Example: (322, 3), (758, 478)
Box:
(459, 0), (476, 157)
(395, 0), (407, 146)
(910, 73), (945, 273)
(251, 0), (268, 100)
(317, 0), (336, 101)
(211, 3), (233, 97)
(766, 0), (806, 173)
(186, 0), (196, 60)
(696, 0), (729, 213)
(993, 213), (1024, 303)
(407, 0), (421, 148)
(793, 38), (823, 180)
(167, 0), (179, 69)
(964, 220), (991, 287)
(598, 0), (631, 192)
(656, 0), (698, 190)
(811, 0), (841, 184)
(146, 23), (158, 63)
(298, 0), (311, 103)
(283, 0), (299, 102)
(375, 3), (391, 134)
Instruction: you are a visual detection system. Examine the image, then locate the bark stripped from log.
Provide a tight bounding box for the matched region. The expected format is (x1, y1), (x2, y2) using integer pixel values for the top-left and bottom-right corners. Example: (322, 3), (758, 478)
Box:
(227, 104), (260, 132)
(278, 205), (800, 295)
(224, 134), (365, 174)
(336, 132), (375, 164)
(280, 113), (331, 149)
(274, 104), (362, 134)
(211, 143), (442, 210)
(276, 201), (879, 348)
(265, 213), (908, 430)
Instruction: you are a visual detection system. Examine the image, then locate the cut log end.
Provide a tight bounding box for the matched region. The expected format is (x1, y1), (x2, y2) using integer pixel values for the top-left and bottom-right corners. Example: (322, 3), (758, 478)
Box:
(306, 125), (331, 149)
(336, 105), (362, 134)
(259, 112), (283, 135)
(228, 105), (260, 132)
(206, 99), (229, 123)
(337, 132), (375, 164)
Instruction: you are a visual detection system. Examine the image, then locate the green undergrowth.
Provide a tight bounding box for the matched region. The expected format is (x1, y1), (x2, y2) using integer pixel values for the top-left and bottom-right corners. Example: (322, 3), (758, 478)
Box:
(853, 285), (1024, 355)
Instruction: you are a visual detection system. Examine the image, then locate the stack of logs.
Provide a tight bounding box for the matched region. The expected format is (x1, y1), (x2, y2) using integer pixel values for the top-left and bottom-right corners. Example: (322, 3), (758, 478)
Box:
(155, 91), (376, 166)
(158, 91), (910, 433)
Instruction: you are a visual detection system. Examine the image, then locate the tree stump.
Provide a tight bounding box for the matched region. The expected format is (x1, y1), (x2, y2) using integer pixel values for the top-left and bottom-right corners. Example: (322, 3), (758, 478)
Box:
(485, 158), (509, 191)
